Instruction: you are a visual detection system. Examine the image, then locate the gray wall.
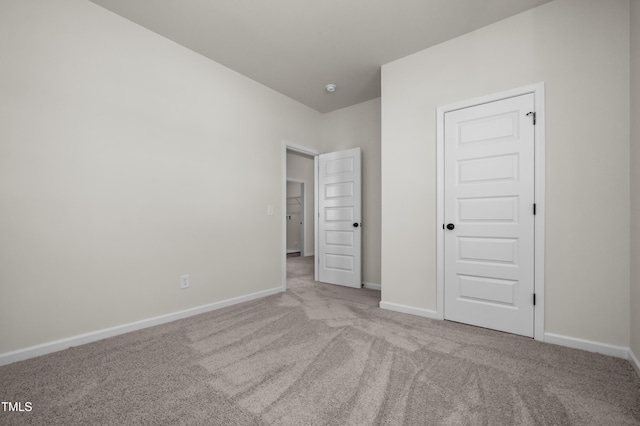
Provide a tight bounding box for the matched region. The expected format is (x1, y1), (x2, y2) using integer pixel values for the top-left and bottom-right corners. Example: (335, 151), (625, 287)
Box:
(381, 0), (631, 347)
(320, 98), (382, 287)
(3, 0), (636, 367)
(0, 0), (321, 354)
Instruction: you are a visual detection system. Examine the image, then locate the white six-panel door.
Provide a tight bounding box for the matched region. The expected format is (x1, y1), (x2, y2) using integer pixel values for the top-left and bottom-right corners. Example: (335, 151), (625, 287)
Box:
(444, 94), (535, 337)
(318, 148), (362, 288)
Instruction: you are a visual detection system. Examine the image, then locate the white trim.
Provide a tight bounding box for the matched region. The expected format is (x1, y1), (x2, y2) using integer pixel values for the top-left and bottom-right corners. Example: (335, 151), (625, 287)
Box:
(376, 304), (638, 371)
(314, 156), (319, 282)
(436, 82), (546, 340)
(379, 301), (439, 320)
(0, 287), (283, 367)
(544, 332), (629, 359)
(282, 141), (320, 290)
(629, 349), (640, 378)
(301, 181), (306, 257)
(435, 99), (446, 320)
(284, 141), (320, 157)
(363, 282), (381, 291)
(532, 84), (546, 342)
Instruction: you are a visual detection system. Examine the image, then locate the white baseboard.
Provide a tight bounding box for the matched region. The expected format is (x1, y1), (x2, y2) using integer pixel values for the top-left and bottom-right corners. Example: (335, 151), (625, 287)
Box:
(0, 286), (283, 367)
(629, 349), (640, 377)
(363, 282), (381, 291)
(544, 332), (630, 359)
(375, 307), (637, 369)
(379, 301), (440, 320)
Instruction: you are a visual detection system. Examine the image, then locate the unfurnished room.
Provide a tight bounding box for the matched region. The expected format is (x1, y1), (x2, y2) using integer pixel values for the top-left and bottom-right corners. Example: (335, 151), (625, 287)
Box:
(1, 0), (640, 424)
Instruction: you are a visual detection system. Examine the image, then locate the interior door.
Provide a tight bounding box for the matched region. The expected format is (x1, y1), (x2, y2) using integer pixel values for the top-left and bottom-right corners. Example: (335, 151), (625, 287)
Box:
(444, 94), (535, 337)
(318, 148), (361, 288)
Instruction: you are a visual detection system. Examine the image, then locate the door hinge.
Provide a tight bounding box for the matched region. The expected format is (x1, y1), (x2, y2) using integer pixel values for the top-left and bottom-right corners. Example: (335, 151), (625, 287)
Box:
(533, 203), (537, 215)
(526, 111), (537, 125)
(533, 293), (536, 306)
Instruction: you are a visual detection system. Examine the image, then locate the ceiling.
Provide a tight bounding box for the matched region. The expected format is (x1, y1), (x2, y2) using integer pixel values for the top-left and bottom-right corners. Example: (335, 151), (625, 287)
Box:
(89, 0), (552, 113)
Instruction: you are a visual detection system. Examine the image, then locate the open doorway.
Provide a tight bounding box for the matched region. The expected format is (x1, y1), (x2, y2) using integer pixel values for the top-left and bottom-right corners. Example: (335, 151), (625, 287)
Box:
(286, 180), (305, 257)
(283, 143), (319, 290)
(282, 142), (364, 291)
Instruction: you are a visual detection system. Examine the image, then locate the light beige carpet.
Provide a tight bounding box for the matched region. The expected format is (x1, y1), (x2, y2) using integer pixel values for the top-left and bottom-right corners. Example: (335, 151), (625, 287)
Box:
(1, 255), (639, 425)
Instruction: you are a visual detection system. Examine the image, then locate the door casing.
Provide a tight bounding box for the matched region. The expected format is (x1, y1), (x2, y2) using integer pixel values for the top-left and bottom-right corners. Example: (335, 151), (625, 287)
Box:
(436, 83), (546, 341)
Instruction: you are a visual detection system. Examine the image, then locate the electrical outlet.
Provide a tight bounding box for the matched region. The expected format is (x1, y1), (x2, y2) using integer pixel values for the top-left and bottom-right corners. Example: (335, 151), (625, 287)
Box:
(180, 274), (189, 289)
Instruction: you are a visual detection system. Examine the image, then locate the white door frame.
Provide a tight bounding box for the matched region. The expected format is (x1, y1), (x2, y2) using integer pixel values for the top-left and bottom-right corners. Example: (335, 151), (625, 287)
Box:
(282, 141), (320, 290)
(436, 82), (546, 341)
(286, 179), (306, 256)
